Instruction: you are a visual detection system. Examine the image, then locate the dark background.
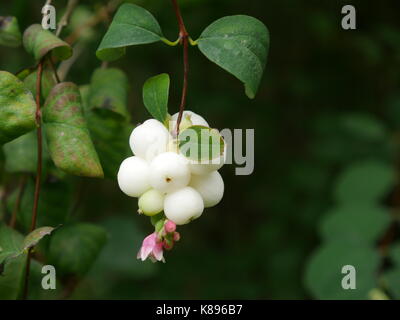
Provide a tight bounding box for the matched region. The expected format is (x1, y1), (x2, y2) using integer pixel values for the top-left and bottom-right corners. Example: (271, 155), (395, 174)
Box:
(1, 0), (400, 299)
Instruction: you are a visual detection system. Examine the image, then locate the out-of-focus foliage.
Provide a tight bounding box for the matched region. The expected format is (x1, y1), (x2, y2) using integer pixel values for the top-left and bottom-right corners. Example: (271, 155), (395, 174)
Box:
(1, 0), (400, 300)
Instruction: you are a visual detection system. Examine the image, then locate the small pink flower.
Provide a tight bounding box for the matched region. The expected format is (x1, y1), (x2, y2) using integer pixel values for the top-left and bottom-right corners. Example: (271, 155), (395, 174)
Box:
(164, 220), (176, 233)
(137, 232), (165, 263)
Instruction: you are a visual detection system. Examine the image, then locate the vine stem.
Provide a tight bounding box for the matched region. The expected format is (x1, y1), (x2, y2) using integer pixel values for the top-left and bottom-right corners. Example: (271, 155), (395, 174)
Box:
(171, 0), (189, 135)
(22, 58), (44, 300)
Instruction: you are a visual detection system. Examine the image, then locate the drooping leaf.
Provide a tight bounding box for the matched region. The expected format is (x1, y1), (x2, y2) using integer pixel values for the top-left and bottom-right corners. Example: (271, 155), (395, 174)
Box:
(23, 24), (72, 61)
(23, 69), (56, 101)
(96, 3), (164, 61)
(334, 161), (395, 204)
(85, 108), (133, 179)
(319, 204), (390, 244)
(0, 71), (36, 145)
(43, 82), (104, 178)
(0, 16), (22, 47)
(143, 73), (169, 122)
(196, 15), (269, 98)
(88, 68), (129, 119)
(22, 226), (57, 252)
(304, 241), (379, 299)
(48, 223), (108, 276)
(0, 224), (27, 300)
(178, 125), (225, 161)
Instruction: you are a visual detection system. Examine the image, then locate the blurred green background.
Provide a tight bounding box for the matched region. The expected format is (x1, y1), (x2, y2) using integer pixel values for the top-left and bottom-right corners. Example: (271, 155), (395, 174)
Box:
(1, 0), (400, 299)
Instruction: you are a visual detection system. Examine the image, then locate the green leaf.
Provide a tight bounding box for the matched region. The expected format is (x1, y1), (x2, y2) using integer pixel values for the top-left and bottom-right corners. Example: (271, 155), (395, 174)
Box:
(304, 241), (379, 299)
(178, 125), (225, 161)
(334, 161), (395, 204)
(23, 24), (72, 61)
(85, 108), (133, 179)
(96, 3), (163, 61)
(143, 73), (169, 122)
(22, 226), (56, 252)
(0, 16), (22, 47)
(23, 69), (56, 101)
(48, 223), (108, 276)
(319, 204), (390, 244)
(88, 68), (129, 119)
(0, 71), (36, 145)
(3, 131), (38, 173)
(197, 15), (269, 98)
(7, 177), (72, 232)
(0, 224), (27, 300)
(43, 82), (104, 178)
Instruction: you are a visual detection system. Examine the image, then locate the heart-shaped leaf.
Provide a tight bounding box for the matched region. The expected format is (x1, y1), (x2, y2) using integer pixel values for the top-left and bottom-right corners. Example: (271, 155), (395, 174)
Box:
(43, 82), (104, 178)
(0, 71), (36, 145)
(96, 3), (164, 61)
(0, 16), (22, 47)
(23, 24), (72, 61)
(196, 15), (269, 99)
(143, 73), (169, 122)
(88, 68), (129, 119)
(178, 125), (225, 161)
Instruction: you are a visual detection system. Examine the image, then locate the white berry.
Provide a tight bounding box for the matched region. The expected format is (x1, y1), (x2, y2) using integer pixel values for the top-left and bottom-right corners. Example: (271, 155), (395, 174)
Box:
(164, 187), (204, 225)
(190, 171), (224, 208)
(149, 152), (191, 193)
(171, 110), (209, 128)
(117, 156), (151, 197)
(129, 119), (170, 162)
(138, 189), (164, 216)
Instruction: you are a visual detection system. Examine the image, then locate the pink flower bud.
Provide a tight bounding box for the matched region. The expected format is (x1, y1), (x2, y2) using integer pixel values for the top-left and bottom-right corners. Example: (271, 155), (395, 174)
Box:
(173, 231), (180, 242)
(163, 240), (174, 250)
(164, 220), (176, 233)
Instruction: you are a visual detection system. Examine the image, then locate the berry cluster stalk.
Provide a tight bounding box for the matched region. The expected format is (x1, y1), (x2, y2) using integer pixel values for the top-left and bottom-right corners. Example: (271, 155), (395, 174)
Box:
(171, 0), (189, 135)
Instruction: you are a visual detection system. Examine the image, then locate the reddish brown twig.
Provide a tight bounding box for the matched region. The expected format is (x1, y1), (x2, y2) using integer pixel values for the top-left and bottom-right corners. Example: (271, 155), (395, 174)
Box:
(171, 0), (189, 135)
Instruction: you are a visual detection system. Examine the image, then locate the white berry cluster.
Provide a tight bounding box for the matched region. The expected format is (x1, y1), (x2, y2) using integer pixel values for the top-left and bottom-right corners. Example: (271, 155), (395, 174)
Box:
(117, 111), (225, 225)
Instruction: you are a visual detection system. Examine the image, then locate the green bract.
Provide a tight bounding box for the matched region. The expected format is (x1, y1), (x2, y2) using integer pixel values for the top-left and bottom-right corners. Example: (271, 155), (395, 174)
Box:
(0, 71), (36, 145)
(143, 73), (169, 123)
(178, 125), (225, 161)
